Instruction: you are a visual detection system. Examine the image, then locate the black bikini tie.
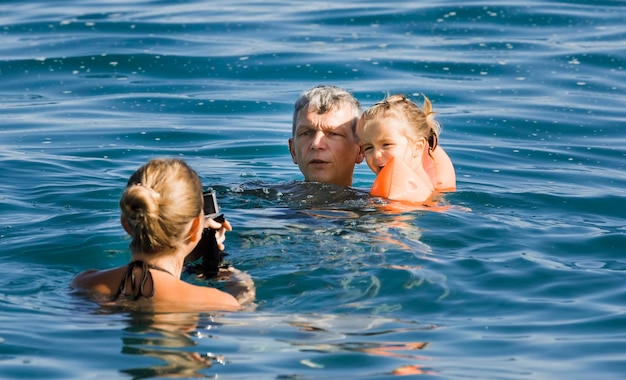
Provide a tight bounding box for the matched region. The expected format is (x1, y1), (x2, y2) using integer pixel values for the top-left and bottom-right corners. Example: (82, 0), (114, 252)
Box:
(115, 260), (174, 300)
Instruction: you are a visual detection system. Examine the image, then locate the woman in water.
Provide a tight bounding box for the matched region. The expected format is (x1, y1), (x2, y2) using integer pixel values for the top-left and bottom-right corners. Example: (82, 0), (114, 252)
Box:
(71, 158), (243, 312)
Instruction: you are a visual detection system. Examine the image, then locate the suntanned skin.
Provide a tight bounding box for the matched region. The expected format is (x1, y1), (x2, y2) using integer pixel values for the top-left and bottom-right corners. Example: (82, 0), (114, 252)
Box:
(429, 146), (456, 191)
(359, 116), (425, 175)
(358, 115), (456, 192)
(289, 104), (363, 187)
(71, 216), (241, 312)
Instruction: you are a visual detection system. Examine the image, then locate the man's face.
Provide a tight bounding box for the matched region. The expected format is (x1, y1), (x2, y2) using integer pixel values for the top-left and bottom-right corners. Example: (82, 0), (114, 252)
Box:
(289, 104), (362, 187)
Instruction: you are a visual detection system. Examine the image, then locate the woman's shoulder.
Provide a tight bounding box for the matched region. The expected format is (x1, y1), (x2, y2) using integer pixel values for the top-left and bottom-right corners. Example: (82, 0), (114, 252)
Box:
(71, 265), (241, 311)
(156, 276), (241, 311)
(71, 267), (125, 296)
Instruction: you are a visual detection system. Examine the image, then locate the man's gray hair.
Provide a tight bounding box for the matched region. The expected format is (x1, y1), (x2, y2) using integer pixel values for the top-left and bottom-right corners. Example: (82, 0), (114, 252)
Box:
(292, 85), (362, 139)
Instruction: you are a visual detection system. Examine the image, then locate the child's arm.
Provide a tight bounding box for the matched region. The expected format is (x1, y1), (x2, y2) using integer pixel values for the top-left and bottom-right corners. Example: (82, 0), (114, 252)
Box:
(430, 146), (456, 191)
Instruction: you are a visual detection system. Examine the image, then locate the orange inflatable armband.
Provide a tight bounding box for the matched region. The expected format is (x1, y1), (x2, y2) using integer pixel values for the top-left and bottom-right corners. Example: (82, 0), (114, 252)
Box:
(370, 156), (434, 203)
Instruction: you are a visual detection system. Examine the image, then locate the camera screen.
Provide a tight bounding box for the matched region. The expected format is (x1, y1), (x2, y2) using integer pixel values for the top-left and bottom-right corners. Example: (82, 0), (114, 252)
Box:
(203, 190), (219, 217)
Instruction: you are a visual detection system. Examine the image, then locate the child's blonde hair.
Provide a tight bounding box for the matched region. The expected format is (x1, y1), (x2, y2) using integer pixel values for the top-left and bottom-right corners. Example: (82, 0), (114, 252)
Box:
(358, 94), (441, 153)
(120, 158), (203, 255)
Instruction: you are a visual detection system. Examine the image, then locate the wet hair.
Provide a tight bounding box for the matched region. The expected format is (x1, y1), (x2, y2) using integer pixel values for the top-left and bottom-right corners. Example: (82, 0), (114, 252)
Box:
(120, 158), (203, 255)
(292, 85), (362, 141)
(358, 94), (441, 152)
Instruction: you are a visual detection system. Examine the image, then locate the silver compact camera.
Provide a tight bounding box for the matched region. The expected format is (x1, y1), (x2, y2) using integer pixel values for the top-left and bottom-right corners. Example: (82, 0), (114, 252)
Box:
(203, 190), (220, 219)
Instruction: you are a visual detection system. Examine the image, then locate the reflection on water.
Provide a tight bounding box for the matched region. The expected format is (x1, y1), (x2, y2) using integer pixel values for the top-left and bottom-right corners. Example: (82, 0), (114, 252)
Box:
(226, 181), (452, 313)
(238, 313), (439, 377)
(93, 308), (441, 379)
(119, 311), (223, 379)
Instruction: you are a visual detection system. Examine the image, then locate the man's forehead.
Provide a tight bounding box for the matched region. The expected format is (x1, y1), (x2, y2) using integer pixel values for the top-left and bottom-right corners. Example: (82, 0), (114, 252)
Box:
(296, 107), (355, 131)
(296, 118), (353, 131)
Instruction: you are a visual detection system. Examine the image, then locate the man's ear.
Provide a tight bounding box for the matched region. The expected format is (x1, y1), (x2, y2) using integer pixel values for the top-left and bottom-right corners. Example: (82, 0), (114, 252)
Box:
(356, 145), (365, 164)
(288, 138), (298, 164)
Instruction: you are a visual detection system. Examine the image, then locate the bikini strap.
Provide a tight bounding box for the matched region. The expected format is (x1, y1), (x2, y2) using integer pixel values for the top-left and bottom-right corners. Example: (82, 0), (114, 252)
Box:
(114, 260), (173, 301)
(145, 263), (175, 277)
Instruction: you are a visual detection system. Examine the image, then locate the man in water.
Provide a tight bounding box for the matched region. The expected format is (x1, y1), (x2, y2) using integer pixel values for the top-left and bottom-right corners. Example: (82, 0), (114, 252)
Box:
(288, 85), (363, 187)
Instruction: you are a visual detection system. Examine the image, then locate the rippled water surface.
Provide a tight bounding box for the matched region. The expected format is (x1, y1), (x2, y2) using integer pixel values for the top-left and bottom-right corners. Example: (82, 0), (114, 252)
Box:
(1, 1), (625, 378)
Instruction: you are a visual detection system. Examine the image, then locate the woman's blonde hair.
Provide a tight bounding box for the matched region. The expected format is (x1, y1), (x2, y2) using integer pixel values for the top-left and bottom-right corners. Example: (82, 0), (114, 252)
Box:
(358, 94), (441, 152)
(120, 158), (203, 254)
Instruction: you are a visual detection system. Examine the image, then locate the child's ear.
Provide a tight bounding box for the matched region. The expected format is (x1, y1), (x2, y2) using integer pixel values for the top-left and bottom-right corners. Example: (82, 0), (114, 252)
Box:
(413, 137), (427, 159)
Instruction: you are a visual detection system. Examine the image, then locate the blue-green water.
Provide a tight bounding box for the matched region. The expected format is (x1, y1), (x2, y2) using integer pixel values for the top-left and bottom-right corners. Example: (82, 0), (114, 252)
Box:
(1, 1), (625, 378)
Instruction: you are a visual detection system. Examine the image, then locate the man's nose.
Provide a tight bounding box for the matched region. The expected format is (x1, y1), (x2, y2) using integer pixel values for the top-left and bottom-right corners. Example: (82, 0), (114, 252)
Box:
(311, 131), (326, 149)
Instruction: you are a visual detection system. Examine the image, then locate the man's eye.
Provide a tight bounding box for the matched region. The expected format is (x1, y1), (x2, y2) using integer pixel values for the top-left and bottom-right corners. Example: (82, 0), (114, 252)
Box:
(299, 130), (313, 136)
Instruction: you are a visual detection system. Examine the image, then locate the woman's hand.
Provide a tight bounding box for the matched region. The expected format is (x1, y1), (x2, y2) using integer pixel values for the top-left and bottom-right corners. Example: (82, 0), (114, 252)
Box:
(205, 218), (233, 251)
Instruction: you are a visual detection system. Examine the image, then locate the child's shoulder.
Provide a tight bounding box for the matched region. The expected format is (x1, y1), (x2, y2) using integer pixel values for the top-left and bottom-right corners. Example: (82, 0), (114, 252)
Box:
(432, 147), (456, 191)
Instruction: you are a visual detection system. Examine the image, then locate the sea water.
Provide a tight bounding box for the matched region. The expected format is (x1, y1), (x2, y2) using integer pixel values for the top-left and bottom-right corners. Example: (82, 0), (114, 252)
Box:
(1, 0), (625, 378)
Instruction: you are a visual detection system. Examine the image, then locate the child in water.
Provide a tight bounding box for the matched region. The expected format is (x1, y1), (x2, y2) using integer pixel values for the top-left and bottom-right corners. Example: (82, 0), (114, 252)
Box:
(357, 94), (456, 202)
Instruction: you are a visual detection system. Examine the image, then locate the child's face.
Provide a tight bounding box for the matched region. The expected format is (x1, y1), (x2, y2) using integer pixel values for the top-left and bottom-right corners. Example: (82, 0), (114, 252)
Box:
(358, 116), (417, 175)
